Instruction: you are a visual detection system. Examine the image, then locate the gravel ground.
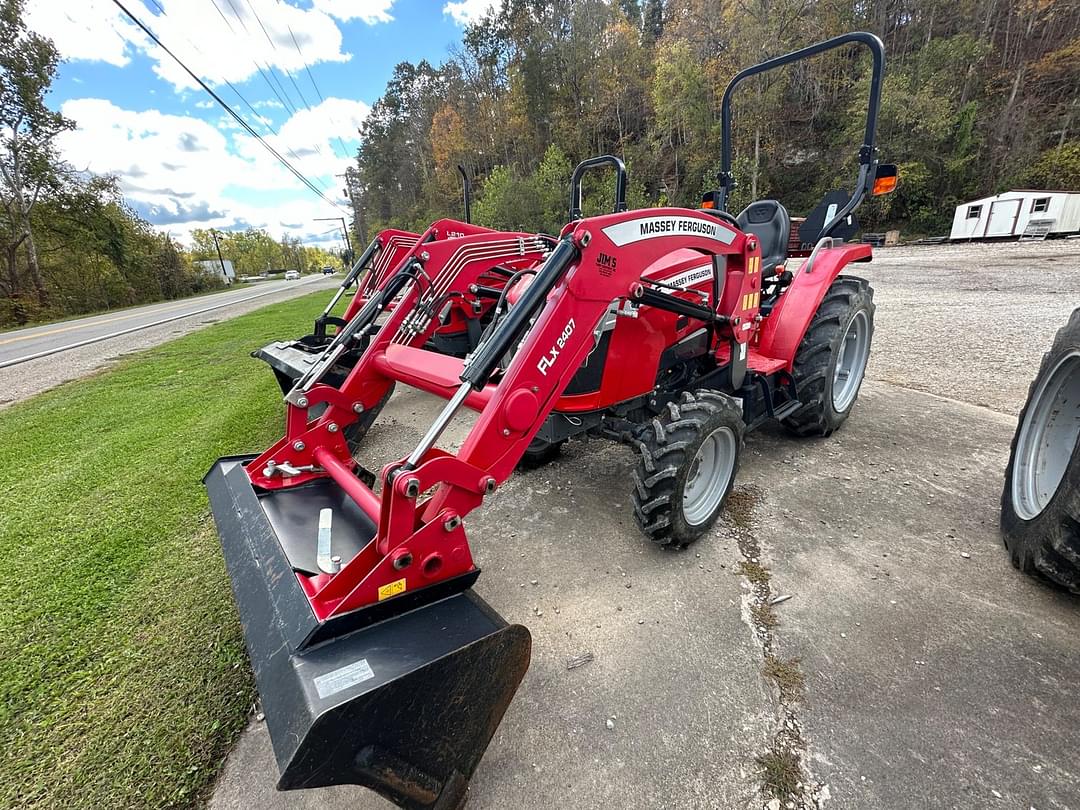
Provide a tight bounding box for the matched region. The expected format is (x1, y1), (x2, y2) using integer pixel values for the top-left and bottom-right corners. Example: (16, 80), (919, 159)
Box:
(0, 279), (335, 408)
(857, 239), (1080, 414)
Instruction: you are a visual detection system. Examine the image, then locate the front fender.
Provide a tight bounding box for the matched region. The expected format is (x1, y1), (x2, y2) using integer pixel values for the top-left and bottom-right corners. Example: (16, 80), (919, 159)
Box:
(756, 243), (872, 370)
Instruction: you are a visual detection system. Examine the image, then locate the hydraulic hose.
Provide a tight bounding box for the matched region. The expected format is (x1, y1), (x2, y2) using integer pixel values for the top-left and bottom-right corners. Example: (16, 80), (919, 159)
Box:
(460, 238), (579, 389)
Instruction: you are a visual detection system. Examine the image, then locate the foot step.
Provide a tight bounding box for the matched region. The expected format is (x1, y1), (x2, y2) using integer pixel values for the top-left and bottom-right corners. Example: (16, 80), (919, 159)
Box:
(772, 400), (802, 421)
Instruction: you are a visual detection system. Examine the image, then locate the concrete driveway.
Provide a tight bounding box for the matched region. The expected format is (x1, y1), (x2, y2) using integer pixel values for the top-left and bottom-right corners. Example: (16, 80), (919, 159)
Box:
(210, 240), (1080, 810)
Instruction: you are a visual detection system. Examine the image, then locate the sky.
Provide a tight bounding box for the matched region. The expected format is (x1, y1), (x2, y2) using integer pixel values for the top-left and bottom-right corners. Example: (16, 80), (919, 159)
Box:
(24, 0), (497, 248)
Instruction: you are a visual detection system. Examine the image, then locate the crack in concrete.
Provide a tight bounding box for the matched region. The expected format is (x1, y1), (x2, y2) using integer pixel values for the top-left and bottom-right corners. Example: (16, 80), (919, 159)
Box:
(726, 485), (829, 810)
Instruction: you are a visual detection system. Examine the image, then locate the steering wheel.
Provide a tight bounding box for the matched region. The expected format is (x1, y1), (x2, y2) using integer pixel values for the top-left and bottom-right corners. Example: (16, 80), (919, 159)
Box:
(696, 208), (741, 231)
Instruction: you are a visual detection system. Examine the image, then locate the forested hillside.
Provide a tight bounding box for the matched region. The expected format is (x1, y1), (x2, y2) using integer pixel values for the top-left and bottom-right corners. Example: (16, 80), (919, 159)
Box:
(349, 0), (1079, 239)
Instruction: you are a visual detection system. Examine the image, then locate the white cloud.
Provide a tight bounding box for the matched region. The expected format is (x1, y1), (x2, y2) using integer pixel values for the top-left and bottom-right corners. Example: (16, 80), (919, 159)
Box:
(443, 0), (498, 25)
(56, 97), (362, 244)
(253, 99), (285, 109)
(194, 100), (215, 109)
(24, 0), (143, 66)
(313, 0), (396, 24)
(22, 0), (395, 93)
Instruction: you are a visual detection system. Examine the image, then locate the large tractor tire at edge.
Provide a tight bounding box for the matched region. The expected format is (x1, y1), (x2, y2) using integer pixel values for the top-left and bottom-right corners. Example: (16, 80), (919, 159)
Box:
(1001, 307), (1080, 593)
(783, 275), (875, 437)
(631, 390), (744, 549)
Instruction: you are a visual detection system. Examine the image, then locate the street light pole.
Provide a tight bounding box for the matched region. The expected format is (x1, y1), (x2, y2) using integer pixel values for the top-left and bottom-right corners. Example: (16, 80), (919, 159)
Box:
(314, 217), (352, 252)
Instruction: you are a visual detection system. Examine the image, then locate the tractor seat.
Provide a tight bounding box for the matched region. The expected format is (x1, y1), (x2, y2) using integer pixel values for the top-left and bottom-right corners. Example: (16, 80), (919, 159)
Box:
(736, 200), (790, 277)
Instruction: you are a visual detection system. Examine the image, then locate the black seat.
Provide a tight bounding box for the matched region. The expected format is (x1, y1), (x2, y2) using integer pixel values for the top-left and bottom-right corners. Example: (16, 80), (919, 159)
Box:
(736, 200), (790, 277)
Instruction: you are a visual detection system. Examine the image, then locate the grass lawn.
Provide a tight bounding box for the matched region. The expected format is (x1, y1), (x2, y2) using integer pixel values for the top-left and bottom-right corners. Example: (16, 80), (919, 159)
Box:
(0, 291), (328, 808)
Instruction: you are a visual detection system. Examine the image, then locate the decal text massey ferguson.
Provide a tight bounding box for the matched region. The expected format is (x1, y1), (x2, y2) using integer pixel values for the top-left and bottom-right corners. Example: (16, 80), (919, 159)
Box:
(663, 264), (713, 289)
(601, 216), (736, 247)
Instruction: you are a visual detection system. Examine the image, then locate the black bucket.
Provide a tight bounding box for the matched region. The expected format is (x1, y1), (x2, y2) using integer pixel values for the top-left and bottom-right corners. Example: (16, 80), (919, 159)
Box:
(205, 456), (531, 809)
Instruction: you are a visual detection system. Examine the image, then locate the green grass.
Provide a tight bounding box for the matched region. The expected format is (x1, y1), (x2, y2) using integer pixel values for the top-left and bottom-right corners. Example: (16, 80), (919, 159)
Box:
(0, 291), (329, 808)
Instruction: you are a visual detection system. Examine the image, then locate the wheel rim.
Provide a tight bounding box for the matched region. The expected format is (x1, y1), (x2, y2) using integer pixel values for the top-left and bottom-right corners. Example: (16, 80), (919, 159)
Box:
(1011, 350), (1080, 520)
(682, 426), (737, 526)
(831, 310), (871, 412)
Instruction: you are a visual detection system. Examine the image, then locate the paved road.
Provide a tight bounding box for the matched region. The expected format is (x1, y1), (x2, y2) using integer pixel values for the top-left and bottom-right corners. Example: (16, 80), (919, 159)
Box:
(0, 275), (338, 407)
(0, 276), (335, 368)
(210, 241), (1080, 810)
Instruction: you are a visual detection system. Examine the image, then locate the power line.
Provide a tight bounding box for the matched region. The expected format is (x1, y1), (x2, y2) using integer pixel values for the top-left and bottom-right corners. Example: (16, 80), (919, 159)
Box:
(237, 0), (326, 159)
(221, 0), (251, 35)
(286, 23), (353, 160)
(238, 0), (313, 125)
(110, 0), (345, 212)
(144, 1), (330, 192)
(206, 0), (297, 116)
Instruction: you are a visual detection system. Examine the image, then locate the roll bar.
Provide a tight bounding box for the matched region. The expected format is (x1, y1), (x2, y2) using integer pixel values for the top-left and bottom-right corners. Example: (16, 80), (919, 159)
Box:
(717, 31), (886, 239)
(569, 155), (628, 222)
(457, 164), (472, 224)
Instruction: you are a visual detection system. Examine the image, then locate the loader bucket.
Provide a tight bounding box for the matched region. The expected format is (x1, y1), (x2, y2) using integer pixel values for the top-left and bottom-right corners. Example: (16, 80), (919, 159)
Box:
(205, 456), (531, 809)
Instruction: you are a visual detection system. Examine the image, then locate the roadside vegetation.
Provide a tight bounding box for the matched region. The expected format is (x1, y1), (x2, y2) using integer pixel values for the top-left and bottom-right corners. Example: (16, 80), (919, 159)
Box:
(0, 290), (326, 808)
(0, 0), (339, 329)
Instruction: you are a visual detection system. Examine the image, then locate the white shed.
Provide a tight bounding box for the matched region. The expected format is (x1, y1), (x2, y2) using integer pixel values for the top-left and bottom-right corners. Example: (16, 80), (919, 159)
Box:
(950, 190), (1080, 240)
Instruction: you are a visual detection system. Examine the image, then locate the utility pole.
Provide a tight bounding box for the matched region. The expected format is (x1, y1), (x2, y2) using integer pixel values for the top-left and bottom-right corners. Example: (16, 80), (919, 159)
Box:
(314, 217), (354, 269)
(210, 229), (229, 285)
(338, 167), (367, 244)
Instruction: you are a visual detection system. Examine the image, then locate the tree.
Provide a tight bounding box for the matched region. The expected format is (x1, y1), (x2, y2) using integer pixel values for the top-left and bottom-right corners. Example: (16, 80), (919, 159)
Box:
(346, 0), (1080, 241)
(643, 0), (664, 44)
(0, 0), (73, 311)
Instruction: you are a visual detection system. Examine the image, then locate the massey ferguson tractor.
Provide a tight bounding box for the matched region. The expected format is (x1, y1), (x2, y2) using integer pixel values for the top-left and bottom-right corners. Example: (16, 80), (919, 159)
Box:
(205, 32), (897, 810)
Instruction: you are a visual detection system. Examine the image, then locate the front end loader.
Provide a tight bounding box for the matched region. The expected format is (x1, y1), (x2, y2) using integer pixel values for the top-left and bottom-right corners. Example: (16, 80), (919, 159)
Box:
(255, 158), (628, 397)
(205, 32), (895, 809)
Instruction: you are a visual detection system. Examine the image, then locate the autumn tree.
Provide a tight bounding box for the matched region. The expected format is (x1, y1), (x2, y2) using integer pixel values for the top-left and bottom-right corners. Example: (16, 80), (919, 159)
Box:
(0, 0), (73, 312)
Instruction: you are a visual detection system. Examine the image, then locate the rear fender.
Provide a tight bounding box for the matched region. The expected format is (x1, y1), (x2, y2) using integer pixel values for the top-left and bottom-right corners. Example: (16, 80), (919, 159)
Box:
(756, 243), (871, 370)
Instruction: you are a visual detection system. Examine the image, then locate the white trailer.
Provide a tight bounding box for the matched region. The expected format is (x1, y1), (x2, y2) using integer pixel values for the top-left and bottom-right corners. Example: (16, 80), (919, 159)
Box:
(949, 190), (1080, 241)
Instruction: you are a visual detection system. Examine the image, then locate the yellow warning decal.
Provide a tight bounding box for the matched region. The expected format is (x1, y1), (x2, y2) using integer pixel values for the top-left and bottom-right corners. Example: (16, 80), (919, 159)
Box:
(740, 291), (761, 310)
(378, 578), (407, 601)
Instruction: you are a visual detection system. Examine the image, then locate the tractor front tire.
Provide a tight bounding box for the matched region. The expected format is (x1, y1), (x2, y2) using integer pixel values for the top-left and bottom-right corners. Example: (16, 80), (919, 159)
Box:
(1001, 308), (1080, 593)
(632, 390), (744, 549)
(783, 275), (875, 437)
(518, 438), (564, 470)
(343, 382), (395, 457)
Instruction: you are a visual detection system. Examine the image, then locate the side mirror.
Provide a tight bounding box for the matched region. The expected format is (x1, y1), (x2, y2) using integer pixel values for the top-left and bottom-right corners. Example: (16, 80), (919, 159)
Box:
(872, 163), (898, 196)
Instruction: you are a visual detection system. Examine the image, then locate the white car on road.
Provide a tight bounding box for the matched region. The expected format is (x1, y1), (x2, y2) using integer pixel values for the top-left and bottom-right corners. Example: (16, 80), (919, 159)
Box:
(285, 270), (301, 281)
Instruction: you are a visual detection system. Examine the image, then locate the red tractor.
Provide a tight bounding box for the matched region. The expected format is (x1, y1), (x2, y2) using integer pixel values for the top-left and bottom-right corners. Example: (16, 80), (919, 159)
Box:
(206, 32), (896, 810)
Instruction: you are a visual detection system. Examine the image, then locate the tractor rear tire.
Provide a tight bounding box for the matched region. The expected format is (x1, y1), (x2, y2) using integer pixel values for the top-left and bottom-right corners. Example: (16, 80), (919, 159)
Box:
(1001, 308), (1080, 593)
(783, 275), (875, 437)
(631, 390), (744, 549)
(343, 383), (395, 458)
